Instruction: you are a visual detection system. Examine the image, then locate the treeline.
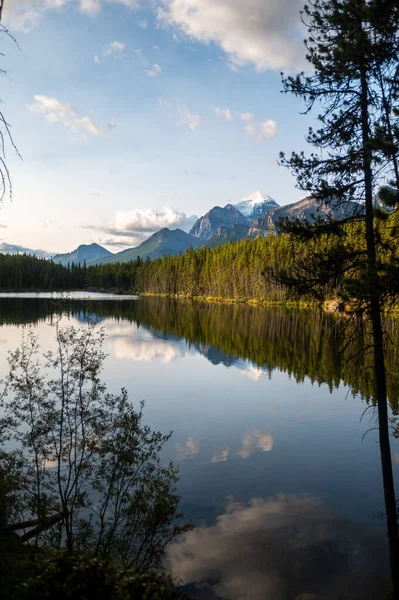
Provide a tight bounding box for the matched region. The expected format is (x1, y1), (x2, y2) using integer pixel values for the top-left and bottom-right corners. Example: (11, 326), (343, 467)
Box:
(0, 237), (296, 298)
(1, 212), (398, 300)
(0, 253), (86, 290)
(84, 211), (399, 300)
(0, 236), (324, 298)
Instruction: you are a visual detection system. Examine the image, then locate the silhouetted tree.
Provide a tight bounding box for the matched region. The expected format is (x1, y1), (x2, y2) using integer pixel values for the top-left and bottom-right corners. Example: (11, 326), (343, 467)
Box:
(0, 323), (191, 572)
(265, 0), (399, 594)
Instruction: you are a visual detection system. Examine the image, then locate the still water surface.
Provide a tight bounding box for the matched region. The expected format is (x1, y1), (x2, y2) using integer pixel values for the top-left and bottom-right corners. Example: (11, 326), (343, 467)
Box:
(0, 293), (398, 599)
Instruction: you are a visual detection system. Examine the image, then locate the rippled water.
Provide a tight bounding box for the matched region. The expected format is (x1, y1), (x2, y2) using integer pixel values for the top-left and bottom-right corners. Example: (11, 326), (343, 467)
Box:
(0, 294), (397, 599)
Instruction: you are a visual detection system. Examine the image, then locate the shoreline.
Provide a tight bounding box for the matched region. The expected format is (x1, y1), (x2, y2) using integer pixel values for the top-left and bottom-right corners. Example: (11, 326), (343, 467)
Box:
(139, 292), (320, 310)
(2, 289), (399, 315)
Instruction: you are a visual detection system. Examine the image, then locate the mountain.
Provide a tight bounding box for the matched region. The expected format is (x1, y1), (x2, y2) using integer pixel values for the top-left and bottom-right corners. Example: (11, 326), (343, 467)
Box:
(189, 204), (249, 241)
(248, 197), (363, 237)
(53, 193), (371, 268)
(270, 196), (361, 226)
(53, 243), (112, 266)
(0, 242), (53, 259)
(234, 191), (279, 219)
(96, 228), (202, 265)
(206, 223), (250, 248)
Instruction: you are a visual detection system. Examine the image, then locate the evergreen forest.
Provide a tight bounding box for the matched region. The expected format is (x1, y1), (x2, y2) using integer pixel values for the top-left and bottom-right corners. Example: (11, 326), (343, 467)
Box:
(2, 210), (399, 305)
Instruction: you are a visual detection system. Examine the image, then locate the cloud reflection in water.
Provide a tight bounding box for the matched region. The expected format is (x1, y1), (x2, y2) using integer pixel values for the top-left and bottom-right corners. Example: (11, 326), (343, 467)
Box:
(176, 438), (201, 461)
(239, 429), (274, 458)
(167, 494), (387, 600)
(106, 323), (184, 364)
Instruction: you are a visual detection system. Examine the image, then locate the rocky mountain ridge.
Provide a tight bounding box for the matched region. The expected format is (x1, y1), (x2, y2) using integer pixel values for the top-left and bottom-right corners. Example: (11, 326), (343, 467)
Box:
(52, 193), (366, 266)
(233, 191), (279, 219)
(189, 204), (250, 241)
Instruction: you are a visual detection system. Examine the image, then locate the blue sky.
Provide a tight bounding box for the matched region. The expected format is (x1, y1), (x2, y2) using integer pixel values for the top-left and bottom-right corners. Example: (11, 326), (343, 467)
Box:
(0, 0), (313, 254)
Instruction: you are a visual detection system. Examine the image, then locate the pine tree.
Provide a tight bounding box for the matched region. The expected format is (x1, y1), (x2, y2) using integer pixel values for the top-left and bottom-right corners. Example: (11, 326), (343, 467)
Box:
(268, 0), (399, 594)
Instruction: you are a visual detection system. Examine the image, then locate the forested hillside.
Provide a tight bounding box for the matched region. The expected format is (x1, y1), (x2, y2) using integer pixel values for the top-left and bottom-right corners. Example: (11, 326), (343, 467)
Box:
(85, 211), (399, 302)
(1, 210), (398, 303)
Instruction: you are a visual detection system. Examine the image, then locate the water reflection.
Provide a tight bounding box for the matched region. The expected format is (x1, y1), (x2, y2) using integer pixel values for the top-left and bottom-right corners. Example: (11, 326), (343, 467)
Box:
(0, 295), (397, 408)
(238, 430), (274, 458)
(176, 438), (201, 461)
(240, 366), (265, 381)
(168, 494), (387, 600)
(209, 449), (231, 464)
(106, 322), (185, 364)
(0, 294), (396, 596)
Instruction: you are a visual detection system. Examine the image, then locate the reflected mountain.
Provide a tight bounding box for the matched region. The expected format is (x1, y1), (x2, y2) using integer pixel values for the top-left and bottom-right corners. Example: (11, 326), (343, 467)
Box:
(73, 310), (107, 324)
(167, 494), (388, 600)
(195, 344), (239, 367)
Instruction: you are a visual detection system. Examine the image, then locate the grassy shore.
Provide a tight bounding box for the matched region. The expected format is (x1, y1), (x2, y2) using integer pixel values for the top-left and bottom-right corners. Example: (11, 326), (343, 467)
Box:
(139, 292), (319, 309)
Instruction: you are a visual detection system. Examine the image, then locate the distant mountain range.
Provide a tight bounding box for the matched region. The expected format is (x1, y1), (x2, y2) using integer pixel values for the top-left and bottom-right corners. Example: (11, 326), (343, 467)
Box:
(48, 192), (365, 267)
(96, 228), (202, 265)
(53, 243), (112, 267)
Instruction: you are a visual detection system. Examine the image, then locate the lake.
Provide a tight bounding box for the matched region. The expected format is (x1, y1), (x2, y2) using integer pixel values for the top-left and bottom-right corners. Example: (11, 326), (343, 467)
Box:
(0, 293), (398, 599)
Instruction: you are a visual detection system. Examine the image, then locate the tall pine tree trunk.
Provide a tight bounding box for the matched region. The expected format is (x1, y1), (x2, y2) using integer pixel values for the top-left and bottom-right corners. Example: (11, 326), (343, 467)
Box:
(360, 60), (399, 597)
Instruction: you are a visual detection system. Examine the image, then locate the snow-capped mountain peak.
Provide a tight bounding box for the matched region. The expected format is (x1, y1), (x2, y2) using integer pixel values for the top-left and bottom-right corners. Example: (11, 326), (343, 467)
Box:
(234, 191), (279, 219)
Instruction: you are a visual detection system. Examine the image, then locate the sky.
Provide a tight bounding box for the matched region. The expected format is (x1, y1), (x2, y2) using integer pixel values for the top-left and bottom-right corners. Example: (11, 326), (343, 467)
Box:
(0, 0), (314, 255)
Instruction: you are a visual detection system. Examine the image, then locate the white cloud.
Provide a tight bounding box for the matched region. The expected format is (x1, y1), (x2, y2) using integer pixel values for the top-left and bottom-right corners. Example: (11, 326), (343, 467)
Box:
(4, 0), (139, 31)
(156, 0), (305, 72)
(105, 0), (138, 7)
(114, 207), (197, 233)
(139, 18), (149, 29)
(213, 107), (232, 122)
(176, 105), (201, 131)
(27, 95), (105, 137)
(86, 206), (198, 245)
(146, 63), (161, 77)
(134, 48), (149, 66)
(4, 4), (42, 31)
(93, 236), (144, 250)
(241, 112), (277, 141)
(158, 97), (170, 108)
(104, 40), (126, 56)
(94, 54), (100, 63)
(79, 0), (101, 15)
(159, 99), (201, 132)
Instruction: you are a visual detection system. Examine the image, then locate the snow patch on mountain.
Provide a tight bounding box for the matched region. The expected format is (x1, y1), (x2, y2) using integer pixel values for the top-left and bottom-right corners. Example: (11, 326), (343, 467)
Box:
(234, 191), (279, 218)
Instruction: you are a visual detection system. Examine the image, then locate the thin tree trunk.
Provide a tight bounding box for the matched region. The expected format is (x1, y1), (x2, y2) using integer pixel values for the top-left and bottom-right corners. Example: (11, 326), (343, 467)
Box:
(360, 59), (399, 598)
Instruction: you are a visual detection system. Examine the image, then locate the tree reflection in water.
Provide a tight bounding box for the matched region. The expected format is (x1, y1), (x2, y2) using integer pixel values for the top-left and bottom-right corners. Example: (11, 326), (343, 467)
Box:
(0, 295), (397, 598)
